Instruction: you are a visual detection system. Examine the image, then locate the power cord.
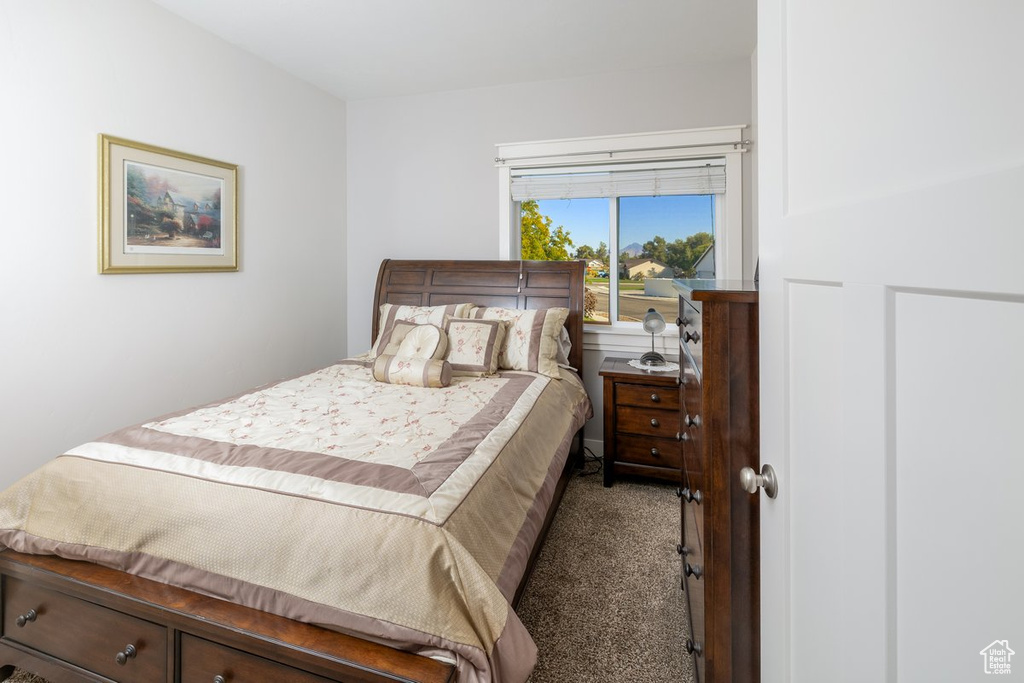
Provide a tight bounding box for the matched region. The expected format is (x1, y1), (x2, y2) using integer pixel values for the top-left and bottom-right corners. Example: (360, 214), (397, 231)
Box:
(576, 445), (603, 477)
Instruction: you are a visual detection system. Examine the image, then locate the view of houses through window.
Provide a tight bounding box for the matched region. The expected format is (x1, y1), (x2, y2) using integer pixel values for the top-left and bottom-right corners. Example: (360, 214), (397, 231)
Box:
(521, 194), (715, 324)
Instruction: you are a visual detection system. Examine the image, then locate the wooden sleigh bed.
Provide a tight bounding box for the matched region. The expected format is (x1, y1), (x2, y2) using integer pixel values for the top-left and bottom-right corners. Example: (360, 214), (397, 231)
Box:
(0, 258), (587, 683)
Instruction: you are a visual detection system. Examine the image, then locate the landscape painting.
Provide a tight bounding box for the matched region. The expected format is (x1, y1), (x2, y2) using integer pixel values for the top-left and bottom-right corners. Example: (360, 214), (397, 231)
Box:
(99, 134), (237, 273)
(125, 162), (224, 254)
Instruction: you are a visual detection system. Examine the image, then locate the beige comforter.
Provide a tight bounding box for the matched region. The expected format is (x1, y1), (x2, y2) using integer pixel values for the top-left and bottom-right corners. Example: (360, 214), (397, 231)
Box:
(0, 359), (591, 683)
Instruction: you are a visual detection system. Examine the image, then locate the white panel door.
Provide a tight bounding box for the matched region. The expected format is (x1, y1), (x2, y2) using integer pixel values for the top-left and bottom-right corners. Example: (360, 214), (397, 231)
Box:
(758, 1), (1024, 682)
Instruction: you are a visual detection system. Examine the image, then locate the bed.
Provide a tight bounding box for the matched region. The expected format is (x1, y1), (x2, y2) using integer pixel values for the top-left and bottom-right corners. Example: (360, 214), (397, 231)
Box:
(0, 258), (589, 683)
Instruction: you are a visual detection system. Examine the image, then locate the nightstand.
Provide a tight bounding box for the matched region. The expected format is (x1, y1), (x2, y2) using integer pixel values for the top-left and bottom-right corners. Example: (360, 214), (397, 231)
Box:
(599, 356), (681, 487)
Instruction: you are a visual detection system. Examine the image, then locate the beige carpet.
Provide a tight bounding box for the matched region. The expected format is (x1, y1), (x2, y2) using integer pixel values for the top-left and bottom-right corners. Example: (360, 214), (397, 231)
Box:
(5, 469), (691, 683)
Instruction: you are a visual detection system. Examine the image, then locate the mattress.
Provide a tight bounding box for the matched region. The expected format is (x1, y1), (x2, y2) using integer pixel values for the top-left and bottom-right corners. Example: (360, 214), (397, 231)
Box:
(0, 359), (592, 683)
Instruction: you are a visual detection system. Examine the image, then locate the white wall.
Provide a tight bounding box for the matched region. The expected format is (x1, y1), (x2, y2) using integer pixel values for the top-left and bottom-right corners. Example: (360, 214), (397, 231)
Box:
(0, 0), (347, 489)
(347, 59), (753, 446)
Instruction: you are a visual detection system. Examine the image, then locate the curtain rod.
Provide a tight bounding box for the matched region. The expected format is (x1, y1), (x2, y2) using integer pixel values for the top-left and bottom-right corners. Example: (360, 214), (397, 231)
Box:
(495, 139), (751, 165)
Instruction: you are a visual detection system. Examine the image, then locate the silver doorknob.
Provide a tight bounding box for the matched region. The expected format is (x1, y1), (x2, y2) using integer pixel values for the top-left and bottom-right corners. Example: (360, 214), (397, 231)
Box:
(740, 464), (778, 499)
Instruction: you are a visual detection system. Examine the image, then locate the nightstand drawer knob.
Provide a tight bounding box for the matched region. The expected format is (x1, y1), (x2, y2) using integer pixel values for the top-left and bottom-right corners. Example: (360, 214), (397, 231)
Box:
(650, 418), (660, 428)
(15, 609), (37, 627)
(650, 393), (660, 403)
(650, 447), (660, 458)
(115, 643), (137, 666)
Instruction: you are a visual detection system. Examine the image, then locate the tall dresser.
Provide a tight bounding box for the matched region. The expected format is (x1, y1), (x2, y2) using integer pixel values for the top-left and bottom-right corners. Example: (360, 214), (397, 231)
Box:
(674, 280), (759, 683)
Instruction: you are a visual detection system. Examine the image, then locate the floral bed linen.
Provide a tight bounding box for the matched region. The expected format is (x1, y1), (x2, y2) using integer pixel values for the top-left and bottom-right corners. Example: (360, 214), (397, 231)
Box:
(0, 359), (592, 683)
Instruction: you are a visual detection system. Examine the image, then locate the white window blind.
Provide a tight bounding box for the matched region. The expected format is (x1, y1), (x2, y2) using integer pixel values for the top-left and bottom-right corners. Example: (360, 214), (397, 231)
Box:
(510, 164), (726, 201)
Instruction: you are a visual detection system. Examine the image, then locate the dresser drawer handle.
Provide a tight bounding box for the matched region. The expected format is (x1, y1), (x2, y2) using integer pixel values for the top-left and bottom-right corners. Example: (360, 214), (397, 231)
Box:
(686, 638), (704, 656)
(677, 543), (689, 555)
(650, 418), (660, 428)
(650, 393), (660, 403)
(15, 609), (37, 627)
(685, 562), (704, 579)
(214, 676), (227, 683)
(115, 643), (137, 666)
(686, 414), (701, 428)
(676, 431), (690, 442)
(679, 487), (703, 504)
(684, 330), (701, 343)
(650, 447), (660, 458)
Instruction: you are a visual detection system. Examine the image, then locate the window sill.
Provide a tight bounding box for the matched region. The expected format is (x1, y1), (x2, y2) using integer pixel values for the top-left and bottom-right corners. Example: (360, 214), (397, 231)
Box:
(583, 325), (679, 357)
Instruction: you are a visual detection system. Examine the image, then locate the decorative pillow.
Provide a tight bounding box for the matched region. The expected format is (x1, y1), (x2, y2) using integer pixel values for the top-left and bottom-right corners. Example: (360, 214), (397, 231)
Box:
(444, 318), (507, 376)
(373, 320), (420, 358)
(370, 302), (475, 356)
(466, 306), (569, 378)
(396, 324), (447, 360)
(373, 354), (452, 388)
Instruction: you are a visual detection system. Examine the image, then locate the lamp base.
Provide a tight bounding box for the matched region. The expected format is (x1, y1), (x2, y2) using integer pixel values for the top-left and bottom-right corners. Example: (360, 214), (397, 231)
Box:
(639, 351), (666, 367)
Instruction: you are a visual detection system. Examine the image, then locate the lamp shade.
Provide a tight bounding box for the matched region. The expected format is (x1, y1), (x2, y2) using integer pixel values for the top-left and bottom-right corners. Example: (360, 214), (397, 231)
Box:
(640, 308), (667, 366)
(643, 308), (666, 334)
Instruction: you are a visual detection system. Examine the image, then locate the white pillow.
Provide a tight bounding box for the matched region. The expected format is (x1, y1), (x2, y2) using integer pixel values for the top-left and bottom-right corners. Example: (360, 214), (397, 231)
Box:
(396, 324), (447, 360)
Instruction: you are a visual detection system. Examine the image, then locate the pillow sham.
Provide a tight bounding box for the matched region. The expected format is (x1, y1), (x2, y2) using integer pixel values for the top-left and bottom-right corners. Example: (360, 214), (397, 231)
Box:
(396, 324), (447, 360)
(372, 354), (452, 388)
(466, 306), (569, 378)
(444, 318), (507, 376)
(370, 302), (475, 356)
(556, 326), (573, 368)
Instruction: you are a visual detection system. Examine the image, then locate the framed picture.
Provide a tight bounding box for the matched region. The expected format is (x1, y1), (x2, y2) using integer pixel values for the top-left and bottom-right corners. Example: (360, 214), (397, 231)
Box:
(99, 135), (238, 273)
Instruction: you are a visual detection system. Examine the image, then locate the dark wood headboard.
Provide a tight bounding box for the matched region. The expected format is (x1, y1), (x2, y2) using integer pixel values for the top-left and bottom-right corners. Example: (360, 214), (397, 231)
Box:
(373, 259), (586, 374)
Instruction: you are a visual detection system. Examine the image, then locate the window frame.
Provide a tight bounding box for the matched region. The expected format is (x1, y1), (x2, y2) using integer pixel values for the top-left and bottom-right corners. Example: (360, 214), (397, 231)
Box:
(496, 126), (747, 351)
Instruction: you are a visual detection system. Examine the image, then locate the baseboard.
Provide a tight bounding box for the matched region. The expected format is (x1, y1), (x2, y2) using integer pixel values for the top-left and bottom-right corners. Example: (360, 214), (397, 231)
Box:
(584, 438), (603, 457)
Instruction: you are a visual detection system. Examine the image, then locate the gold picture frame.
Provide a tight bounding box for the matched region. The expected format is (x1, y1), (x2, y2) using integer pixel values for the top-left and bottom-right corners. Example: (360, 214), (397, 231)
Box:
(99, 134), (238, 273)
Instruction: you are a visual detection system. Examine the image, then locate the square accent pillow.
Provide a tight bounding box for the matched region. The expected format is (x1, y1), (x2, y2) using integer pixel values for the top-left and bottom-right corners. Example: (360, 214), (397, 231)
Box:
(444, 318), (507, 376)
(370, 302), (475, 356)
(467, 306), (569, 378)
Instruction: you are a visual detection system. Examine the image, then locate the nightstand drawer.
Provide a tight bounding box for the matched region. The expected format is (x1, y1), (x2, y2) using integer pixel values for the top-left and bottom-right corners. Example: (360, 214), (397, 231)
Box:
(615, 434), (681, 469)
(615, 405), (678, 439)
(617, 383), (680, 411)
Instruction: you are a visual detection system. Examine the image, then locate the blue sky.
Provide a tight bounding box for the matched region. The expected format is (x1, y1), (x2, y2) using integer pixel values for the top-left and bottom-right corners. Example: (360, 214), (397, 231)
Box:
(536, 195), (714, 252)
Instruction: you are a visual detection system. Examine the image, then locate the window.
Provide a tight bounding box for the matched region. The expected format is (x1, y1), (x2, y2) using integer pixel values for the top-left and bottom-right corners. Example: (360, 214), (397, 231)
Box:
(513, 163), (724, 323)
(497, 126), (746, 337)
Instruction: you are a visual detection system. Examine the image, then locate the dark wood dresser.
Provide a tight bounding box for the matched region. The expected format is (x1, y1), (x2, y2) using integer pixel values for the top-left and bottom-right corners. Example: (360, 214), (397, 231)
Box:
(675, 280), (759, 683)
(599, 357), (682, 487)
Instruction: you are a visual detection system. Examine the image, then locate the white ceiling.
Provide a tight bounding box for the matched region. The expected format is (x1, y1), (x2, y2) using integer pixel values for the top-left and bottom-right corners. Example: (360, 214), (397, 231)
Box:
(151, 0), (756, 101)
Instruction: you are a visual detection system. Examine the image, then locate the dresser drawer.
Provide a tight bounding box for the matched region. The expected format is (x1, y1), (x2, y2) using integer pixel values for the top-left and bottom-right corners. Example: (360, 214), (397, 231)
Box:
(681, 426), (704, 494)
(617, 382), (680, 411)
(2, 576), (167, 682)
(615, 434), (681, 469)
(180, 633), (337, 683)
(681, 500), (706, 682)
(679, 298), (703, 373)
(615, 405), (678, 439)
